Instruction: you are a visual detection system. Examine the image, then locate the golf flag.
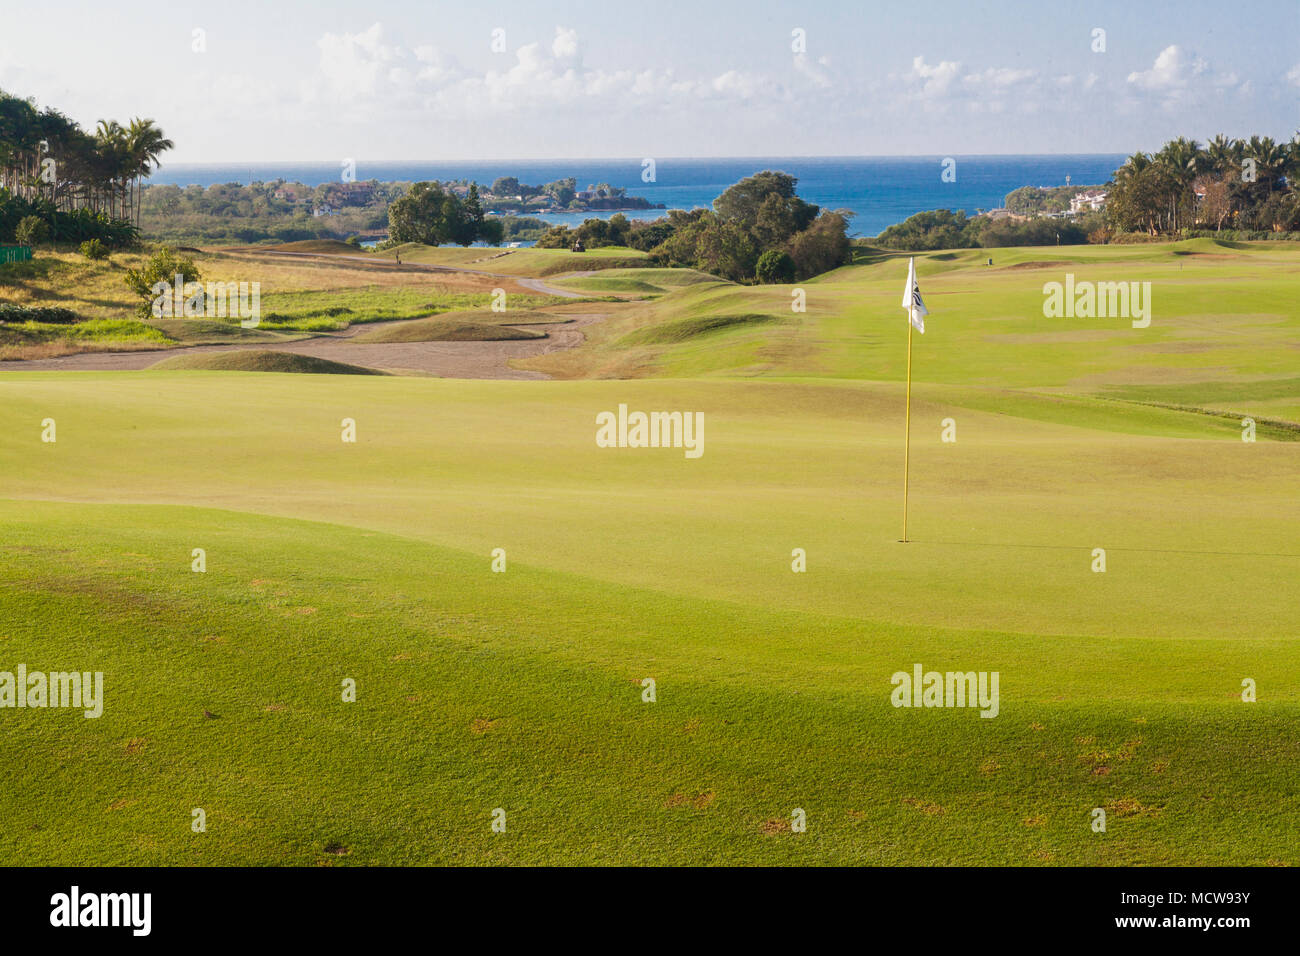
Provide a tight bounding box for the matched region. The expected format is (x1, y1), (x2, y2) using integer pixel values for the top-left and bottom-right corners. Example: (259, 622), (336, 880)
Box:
(902, 256), (928, 333)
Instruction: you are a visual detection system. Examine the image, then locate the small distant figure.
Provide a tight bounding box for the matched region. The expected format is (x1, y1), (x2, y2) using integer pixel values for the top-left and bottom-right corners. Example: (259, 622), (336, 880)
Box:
(571, 240), (585, 252)
(987, 257), (993, 266)
(395, 252), (401, 265)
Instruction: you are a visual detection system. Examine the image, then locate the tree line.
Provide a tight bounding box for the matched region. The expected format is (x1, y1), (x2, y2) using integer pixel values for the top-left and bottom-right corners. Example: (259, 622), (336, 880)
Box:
(1107, 134), (1298, 235)
(875, 133), (1299, 250)
(1, 89), (172, 227)
(534, 172), (852, 282)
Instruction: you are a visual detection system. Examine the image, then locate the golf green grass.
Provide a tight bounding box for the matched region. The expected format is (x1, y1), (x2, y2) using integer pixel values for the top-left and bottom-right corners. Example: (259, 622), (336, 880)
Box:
(1, 239), (1297, 865)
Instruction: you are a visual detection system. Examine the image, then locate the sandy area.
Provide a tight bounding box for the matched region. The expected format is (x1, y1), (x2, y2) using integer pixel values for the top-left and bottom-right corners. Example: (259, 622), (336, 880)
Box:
(1, 255), (601, 379)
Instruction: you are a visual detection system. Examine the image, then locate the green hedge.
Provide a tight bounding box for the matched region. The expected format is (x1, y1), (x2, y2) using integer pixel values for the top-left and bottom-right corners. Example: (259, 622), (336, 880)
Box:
(0, 303), (82, 324)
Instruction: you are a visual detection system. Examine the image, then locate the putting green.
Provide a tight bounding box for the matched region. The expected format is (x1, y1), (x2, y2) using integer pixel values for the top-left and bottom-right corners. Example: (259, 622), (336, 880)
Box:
(1, 239), (1297, 865)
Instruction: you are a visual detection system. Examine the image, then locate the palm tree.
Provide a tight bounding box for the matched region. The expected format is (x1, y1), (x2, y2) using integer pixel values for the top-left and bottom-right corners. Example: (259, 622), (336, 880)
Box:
(1155, 137), (1204, 230)
(95, 119), (131, 219)
(1206, 134), (1238, 175)
(1245, 135), (1287, 192)
(125, 118), (173, 226)
(1114, 151), (1151, 188)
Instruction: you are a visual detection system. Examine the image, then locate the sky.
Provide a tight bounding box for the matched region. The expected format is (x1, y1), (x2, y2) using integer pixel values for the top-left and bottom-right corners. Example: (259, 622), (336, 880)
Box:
(1, 0), (1297, 163)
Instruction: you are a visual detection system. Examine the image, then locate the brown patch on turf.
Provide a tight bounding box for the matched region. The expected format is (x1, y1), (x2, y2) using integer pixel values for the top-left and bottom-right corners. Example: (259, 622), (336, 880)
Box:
(683, 718), (701, 735)
(1092, 766), (1111, 776)
(902, 797), (944, 816)
(392, 652), (412, 661)
(323, 842), (350, 856)
(1028, 722), (1045, 731)
(199, 634), (226, 644)
(1023, 815), (1046, 827)
(124, 737), (147, 756)
(264, 703), (287, 712)
(470, 718), (500, 735)
(106, 798), (138, 812)
(1151, 759), (1169, 774)
(295, 606), (317, 615)
(1079, 738), (1140, 771)
(1106, 798), (1163, 819)
(1031, 849), (1055, 862)
(980, 760), (1001, 774)
(760, 818), (789, 835)
(665, 791), (715, 810)
(1004, 259), (1079, 270)
(847, 809), (867, 821)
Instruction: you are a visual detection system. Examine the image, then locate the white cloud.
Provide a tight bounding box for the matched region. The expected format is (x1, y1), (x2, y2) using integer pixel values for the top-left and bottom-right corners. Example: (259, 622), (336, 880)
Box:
(551, 27), (579, 61)
(962, 66), (1036, 91)
(905, 55), (961, 98)
(1126, 45), (1208, 90)
(316, 23), (404, 99)
(793, 53), (833, 89)
(1287, 63), (1300, 87)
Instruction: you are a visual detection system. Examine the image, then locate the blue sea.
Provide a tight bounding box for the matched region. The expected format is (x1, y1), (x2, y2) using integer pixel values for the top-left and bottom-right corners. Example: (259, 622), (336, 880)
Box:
(150, 156), (1127, 237)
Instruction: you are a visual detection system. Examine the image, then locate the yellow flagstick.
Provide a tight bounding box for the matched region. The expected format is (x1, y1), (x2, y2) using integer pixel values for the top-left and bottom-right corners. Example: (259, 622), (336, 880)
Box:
(902, 315), (914, 543)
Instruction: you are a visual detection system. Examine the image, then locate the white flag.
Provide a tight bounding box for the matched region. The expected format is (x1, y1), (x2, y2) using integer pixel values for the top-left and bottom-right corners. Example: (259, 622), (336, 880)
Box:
(901, 256), (928, 334)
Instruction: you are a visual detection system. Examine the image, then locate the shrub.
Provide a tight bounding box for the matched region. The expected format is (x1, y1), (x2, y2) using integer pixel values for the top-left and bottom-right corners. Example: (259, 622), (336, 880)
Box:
(0, 303), (81, 324)
(15, 216), (48, 247)
(755, 249), (797, 284)
(79, 239), (109, 260)
(123, 247), (203, 317)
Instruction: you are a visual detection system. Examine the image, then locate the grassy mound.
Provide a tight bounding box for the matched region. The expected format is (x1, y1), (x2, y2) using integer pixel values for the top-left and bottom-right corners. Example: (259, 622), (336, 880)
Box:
(554, 276), (666, 294)
(148, 319), (297, 345)
(622, 312), (777, 345)
(149, 349), (383, 374)
(354, 318), (546, 343)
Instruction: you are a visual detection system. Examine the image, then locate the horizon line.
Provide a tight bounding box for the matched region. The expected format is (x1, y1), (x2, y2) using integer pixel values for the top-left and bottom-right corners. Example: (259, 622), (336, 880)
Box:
(155, 151), (1132, 168)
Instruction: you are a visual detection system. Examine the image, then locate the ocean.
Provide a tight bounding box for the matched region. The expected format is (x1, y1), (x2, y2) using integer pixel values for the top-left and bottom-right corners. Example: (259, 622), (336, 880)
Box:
(149, 155), (1127, 237)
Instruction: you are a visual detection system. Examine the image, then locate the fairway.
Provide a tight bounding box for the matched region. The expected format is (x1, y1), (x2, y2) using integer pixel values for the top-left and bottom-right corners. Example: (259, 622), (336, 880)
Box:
(1, 241), (1298, 866)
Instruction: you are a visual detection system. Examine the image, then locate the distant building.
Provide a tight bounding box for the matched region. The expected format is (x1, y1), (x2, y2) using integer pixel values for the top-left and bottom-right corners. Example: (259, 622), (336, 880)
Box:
(313, 203), (333, 217)
(1069, 190), (1108, 214)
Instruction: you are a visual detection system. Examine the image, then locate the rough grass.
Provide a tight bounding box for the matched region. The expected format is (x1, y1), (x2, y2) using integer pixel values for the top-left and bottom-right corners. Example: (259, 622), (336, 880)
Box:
(0, 319), (171, 360)
(374, 243), (649, 276)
